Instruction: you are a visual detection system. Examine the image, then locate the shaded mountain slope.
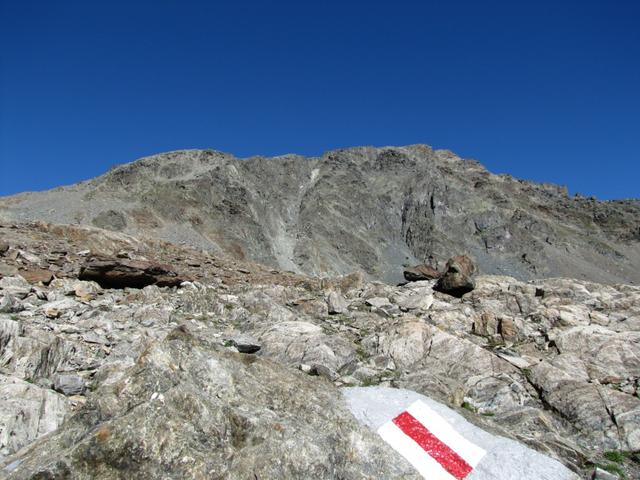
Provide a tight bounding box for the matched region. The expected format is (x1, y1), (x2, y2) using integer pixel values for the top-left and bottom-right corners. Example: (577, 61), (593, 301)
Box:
(1, 145), (639, 284)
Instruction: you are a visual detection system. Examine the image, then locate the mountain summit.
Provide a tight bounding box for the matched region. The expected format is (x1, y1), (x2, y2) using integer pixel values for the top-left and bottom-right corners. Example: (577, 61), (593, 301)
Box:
(1, 145), (639, 284)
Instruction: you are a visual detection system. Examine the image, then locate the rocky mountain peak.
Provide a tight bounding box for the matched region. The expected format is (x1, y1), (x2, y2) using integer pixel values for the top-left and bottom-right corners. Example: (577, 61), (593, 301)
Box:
(1, 145), (638, 285)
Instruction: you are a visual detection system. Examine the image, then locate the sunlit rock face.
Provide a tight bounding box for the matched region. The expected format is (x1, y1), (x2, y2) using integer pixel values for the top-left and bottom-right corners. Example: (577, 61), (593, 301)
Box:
(1, 145), (639, 285)
(1, 222), (639, 478)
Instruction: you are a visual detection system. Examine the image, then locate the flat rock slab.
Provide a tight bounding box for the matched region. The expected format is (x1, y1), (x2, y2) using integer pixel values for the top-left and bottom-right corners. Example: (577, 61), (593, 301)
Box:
(78, 258), (188, 289)
(17, 269), (53, 285)
(343, 387), (579, 480)
(404, 264), (441, 282)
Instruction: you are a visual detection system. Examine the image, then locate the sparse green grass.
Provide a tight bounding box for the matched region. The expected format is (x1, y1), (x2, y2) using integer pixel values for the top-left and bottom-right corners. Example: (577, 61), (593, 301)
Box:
(361, 377), (380, 387)
(355, 346), (369, 361)
(461, 401), (476, 413)
(604, 451), (627, 463)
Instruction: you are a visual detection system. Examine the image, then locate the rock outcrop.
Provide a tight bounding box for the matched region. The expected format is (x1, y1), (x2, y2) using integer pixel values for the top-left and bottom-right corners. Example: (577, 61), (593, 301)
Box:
(78, 257), (188, 289)
(4, 326), (419, 479)
(0, 222), (639, 478)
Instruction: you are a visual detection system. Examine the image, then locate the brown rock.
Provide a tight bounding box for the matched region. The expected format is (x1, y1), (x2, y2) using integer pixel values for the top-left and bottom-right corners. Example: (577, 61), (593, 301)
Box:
(449, 255), (476, 277)
(434, 255), (476, 297)
(44, 306), (62, 318)
(78, 258), (188, 289)
(403, 264), (441, 282)
(473, 312), (498, 336)
(0, 241), (9, 256)
(498, 317), (518, 343)
(330, 271), (364, 295)
(19, 268), (54, 285)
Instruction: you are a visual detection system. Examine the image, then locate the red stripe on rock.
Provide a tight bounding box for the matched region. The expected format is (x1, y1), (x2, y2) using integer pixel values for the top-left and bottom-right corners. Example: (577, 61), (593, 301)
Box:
(392, 411), (473, 480)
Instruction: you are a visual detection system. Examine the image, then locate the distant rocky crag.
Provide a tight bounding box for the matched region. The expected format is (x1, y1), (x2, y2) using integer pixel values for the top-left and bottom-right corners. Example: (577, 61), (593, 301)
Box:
(1, 145), (639, 284)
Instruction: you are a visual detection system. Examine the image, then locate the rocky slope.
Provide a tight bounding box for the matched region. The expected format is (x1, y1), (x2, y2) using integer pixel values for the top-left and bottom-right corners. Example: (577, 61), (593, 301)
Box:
(1, 146), (639, 284)
(0, 221), (638, 478)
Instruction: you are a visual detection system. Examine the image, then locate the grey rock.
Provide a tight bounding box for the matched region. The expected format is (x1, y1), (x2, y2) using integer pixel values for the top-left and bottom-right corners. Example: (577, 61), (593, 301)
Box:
(0, 224), (639, 478)
(310, 363), (338, 381)
(327, 290), (348, 314)
(0, 264), (18, 277)
(394, 291), (434, 311)
(53, 374), (85, 395)
(0, 276), (31, 299)
(257, 321), (356, 375)
(494, 349), (532, 369)
(91, 209), (127, 231)
(16, 250), (41, 265)
(366, 296), (391, 308)
(2, 327), (420, 479)
(81, 331), (110, 345)
(0, 294), (20, 313)
(593, 468), (620, 480)
(42, 298), (81, 319)
(0, 375), (69, 460)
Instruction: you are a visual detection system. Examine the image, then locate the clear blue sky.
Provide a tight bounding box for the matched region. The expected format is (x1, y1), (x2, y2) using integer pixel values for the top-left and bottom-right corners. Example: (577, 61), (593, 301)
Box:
(1, 0), (638, 199)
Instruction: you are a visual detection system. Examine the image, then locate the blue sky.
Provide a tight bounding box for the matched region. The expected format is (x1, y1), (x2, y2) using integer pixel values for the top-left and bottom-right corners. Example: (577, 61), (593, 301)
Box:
(1, 0), (638, 199)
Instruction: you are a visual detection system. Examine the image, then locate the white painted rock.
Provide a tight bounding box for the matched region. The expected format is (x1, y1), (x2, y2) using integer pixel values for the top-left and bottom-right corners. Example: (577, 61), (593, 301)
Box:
(343, 387), (580, 480)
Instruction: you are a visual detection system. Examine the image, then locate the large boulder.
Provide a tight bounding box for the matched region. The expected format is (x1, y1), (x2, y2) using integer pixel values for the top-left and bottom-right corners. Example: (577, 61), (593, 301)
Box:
(1, 326), (419, 479)
(434, 255), (476, 297)
(78, 258), (188, 289)
(17, 268), (53, 285)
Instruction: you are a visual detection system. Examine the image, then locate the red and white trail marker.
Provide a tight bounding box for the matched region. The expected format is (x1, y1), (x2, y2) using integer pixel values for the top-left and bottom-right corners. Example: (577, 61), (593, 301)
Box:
(377, 400), (486, 480)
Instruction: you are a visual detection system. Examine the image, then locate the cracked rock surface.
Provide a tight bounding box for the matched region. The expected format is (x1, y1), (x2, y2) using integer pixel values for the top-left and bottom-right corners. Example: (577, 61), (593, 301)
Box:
(0, 223), (638, 478)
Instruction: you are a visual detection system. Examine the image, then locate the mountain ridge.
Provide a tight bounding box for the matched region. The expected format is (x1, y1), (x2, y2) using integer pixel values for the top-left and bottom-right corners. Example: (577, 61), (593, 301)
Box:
(1, 144), (639, 285)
